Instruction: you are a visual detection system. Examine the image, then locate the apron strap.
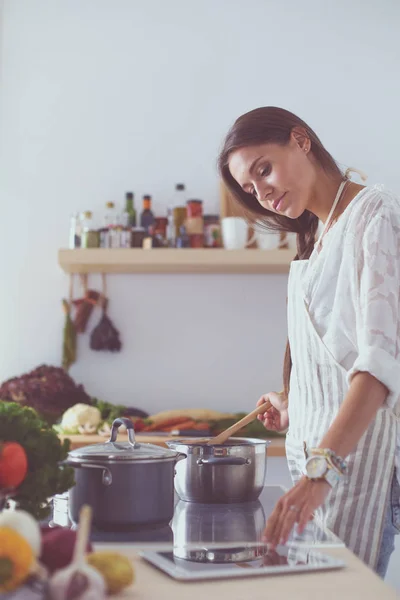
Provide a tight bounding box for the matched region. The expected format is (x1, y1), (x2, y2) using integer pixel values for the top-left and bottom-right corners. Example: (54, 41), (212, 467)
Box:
(314, 167), (368, 251)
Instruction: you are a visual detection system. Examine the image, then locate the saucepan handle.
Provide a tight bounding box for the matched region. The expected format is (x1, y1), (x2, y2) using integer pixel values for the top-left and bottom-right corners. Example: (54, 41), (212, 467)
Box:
(61, 459), (112, 486)
(108, 417), (136, 447)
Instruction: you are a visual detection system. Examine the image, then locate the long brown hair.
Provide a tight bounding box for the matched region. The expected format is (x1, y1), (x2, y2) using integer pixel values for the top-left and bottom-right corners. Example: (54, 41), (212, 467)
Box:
(218, 106), (343, 397)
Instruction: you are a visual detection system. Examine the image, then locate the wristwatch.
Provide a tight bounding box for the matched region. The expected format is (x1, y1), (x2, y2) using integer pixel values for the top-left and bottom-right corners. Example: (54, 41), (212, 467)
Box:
(304, 455), (342, 487)
(309, 447), (348, 475)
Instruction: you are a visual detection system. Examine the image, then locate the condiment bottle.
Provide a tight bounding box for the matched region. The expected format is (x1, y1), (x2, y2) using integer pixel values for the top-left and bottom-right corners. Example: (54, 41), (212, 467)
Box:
(140, 195), (155, 233)
(167, 183), (186, 247)
(69, 213), (81, 248)
(124, 192), (136, 227)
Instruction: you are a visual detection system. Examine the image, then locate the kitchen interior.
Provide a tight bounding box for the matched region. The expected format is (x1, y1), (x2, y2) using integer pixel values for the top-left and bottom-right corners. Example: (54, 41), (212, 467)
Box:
(0, 0), (400, 598)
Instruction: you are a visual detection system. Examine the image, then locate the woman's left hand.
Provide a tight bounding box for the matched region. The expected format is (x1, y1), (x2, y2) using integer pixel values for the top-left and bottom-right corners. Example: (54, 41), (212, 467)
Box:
(262, 476), (331, 548)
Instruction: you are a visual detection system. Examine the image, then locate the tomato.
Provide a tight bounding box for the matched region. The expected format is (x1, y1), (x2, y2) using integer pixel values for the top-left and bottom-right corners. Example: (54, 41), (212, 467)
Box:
(0, 442), (28, 489)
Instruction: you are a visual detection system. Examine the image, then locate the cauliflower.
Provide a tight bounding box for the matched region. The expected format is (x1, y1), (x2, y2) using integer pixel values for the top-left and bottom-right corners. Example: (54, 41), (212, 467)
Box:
(60, 403), (101, 434)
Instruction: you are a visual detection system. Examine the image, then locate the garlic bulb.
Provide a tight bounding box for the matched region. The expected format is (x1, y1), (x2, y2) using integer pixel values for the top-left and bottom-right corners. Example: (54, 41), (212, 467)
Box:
(0, 509), (41, 556)
(48, 562), (106, 600)
(48, 505), (106, 600)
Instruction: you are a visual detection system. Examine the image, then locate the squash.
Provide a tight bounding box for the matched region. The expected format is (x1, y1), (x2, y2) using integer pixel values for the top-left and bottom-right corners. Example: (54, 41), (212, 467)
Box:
(0, 526), (34, 592)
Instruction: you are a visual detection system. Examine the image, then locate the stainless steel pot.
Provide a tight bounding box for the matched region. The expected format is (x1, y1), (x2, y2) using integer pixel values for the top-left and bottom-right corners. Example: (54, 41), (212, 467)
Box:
(166, 437), (270, 503)
(64, 418), (185, 528)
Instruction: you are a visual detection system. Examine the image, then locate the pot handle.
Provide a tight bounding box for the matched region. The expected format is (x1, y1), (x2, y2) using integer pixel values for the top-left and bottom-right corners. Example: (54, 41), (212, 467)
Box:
(197, 457), (250, 466)
(108, 418), (136, 447)
(62, 460), (112, 486)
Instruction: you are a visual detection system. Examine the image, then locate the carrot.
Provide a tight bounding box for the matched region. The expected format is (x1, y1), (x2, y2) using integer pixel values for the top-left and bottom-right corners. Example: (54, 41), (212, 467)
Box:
(142, 416), (191, 432)
(190, 422), (210, 430)
(162, 420), (197, 432)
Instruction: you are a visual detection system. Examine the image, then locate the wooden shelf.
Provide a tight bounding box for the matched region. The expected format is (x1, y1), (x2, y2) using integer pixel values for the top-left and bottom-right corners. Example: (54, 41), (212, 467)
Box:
(58, 248), (294, 274)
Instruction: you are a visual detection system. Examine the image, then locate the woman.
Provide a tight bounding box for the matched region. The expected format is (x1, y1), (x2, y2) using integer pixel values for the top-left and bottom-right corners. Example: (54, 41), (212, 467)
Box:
(218, 107), (400, 577)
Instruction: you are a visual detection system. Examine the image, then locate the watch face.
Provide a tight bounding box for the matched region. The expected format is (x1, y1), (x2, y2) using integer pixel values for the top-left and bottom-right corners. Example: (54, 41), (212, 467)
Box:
(306, 456), (328, 478)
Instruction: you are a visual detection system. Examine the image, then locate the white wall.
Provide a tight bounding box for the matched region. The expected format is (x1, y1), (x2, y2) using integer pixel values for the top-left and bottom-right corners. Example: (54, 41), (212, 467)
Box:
(0, 0), (399, 413)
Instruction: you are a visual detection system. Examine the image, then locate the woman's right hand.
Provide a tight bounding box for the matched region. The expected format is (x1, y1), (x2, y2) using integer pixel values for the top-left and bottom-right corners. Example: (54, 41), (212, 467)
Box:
(257, 391), (289, 432)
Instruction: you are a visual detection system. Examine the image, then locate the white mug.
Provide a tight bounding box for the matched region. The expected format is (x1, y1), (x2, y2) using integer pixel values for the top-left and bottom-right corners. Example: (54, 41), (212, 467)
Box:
(221, 217), (254, 250)
(222, 217), (282, 250)
(254, 228), (281, 250)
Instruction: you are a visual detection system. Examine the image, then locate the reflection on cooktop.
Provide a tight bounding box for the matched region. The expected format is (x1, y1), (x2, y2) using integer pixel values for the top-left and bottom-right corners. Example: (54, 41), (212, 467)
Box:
(52, 485), (342, 547)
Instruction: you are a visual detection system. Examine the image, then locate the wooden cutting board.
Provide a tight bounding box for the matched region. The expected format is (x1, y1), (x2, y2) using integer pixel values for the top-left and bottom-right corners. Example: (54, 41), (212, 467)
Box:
(59, 433), (286, 456)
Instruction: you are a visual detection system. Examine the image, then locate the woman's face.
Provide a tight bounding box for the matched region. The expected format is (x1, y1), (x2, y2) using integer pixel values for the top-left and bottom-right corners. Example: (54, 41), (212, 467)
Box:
(228, 132), (316, 219)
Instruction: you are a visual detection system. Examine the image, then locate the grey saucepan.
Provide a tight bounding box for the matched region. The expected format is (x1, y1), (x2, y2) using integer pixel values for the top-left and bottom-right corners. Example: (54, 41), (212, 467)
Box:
(64, 417), (185, 528)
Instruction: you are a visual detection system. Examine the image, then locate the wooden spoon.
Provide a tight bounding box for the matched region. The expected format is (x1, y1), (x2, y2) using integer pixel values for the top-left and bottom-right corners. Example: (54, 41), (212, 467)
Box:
(178, 401), (273, 445)
(208, 400), (273, 445)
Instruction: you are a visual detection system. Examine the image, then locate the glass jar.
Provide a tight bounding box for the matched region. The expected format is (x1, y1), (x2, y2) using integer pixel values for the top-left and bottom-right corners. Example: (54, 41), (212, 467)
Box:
(81, 211), (100, 248)
(204, 215), (221, 248)
(154, 217), (168, 242)
(131, 227), (147, 248)
(186, 199), (203, 219)
(189, 233), (204, 248)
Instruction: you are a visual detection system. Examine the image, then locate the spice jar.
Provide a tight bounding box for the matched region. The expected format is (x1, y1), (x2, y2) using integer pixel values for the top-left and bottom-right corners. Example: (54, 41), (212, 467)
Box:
(81, 211), (100, 248)
(154, 217), (168, 242)
(189, 233), (204, 248)
(131, 227), (147, 248)
(204, 215), (221, 248)
(186, 199), (203, 219)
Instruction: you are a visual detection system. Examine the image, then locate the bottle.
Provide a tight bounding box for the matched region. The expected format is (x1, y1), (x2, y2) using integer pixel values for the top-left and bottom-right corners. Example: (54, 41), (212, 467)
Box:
(69, 213), (81, 248)
(124, 192), (136, 227)
(104, 202), (117, 229)
(104, 201), (121, 248)
(167, 183), (186, 247)
(140, 195), (155, 233)
(120, 208), (131, 248)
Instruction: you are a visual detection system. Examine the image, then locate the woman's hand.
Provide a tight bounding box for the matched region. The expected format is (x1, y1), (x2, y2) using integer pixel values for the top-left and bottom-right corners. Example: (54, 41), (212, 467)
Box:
(262, 476), (331, 549)
(257, 392), (289, 432)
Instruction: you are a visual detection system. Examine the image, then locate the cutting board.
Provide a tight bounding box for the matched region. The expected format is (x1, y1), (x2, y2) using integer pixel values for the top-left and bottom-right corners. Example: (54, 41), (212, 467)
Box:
(58, 433), (286, 456)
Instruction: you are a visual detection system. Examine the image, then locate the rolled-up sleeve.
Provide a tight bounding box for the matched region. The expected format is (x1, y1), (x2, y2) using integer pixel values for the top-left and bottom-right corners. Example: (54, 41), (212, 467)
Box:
(347, 209), (400, 409)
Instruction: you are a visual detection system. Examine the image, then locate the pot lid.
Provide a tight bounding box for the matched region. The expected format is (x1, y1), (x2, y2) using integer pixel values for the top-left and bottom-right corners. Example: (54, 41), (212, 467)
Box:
(68, 417), (178, 462)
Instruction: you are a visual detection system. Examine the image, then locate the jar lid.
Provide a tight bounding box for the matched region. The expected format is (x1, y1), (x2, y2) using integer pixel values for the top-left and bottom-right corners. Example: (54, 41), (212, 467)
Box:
(68, 418), (178, 463)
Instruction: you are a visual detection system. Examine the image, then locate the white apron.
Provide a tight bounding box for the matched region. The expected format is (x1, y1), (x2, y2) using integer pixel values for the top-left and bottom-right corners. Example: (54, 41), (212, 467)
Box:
(285, 177), (397, 569)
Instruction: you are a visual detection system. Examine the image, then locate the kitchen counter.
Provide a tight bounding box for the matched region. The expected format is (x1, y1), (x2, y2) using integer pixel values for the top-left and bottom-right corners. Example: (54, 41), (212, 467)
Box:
(51, 484), (398, 599)
(59, 433), (287, 456)
(111, 546), (398, 600)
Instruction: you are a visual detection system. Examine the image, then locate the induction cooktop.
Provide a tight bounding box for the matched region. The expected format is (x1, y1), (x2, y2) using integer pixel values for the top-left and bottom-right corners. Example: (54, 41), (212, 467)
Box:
(140, 546), (345, 581)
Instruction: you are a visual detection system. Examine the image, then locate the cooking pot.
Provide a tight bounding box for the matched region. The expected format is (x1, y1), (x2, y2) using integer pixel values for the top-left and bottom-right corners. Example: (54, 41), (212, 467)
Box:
(64, 418), (185, 528)
(166, 437), (270, 503)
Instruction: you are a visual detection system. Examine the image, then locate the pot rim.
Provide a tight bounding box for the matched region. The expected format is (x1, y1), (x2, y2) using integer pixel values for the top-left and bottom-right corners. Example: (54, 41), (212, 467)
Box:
(166, 437), (271, 453)
(66, 454), (179, 465)
(167, 436), (271, 446)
